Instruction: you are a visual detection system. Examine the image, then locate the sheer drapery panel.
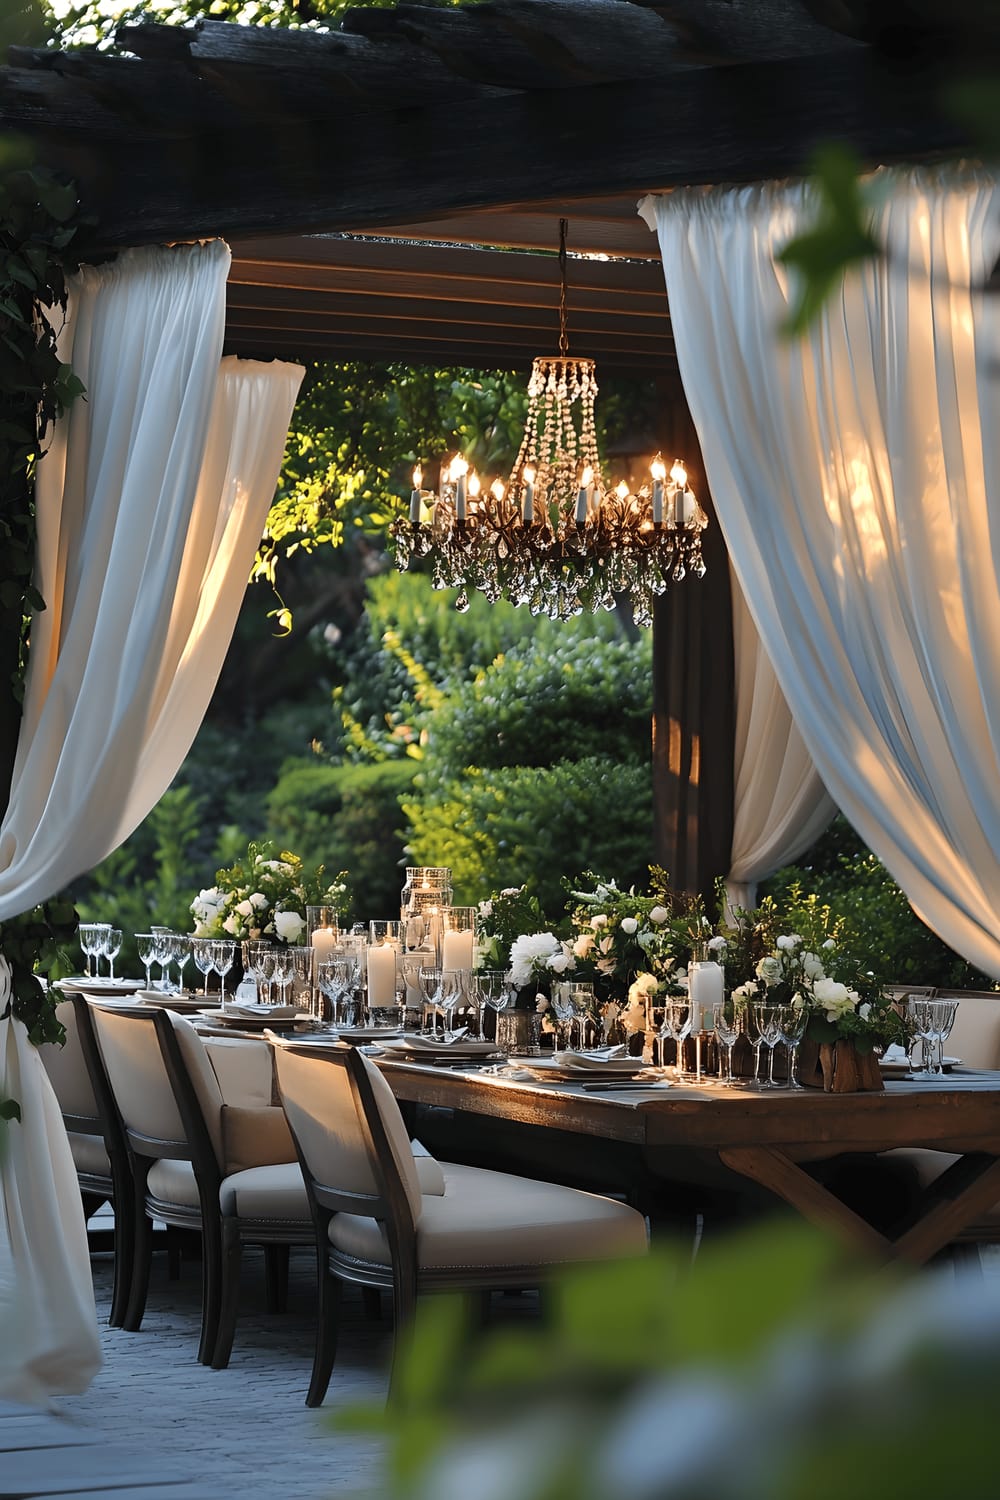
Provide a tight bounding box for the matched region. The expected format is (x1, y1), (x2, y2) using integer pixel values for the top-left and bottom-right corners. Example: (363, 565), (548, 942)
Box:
(641, 168), (1000, 975)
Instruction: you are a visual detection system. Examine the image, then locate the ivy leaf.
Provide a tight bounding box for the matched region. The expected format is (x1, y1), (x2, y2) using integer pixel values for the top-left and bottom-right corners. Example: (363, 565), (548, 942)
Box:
(777, 145), (881, 335)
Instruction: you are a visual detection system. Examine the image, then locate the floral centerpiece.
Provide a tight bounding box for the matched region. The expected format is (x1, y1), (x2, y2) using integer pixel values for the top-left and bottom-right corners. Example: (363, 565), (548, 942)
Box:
(566, 870), (704, 1035)
(721, 890), (905, 1091)
(190, 842), (349, 946)
(475, 886), (570, 1008)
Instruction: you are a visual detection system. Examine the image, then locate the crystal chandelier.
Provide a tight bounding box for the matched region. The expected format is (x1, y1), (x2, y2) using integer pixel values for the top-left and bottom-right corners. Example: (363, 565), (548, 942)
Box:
(391, 221), (708, 625)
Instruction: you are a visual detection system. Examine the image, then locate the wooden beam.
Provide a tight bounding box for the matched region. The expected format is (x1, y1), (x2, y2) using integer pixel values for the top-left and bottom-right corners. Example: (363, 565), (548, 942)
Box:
(27, 45), (964, 252)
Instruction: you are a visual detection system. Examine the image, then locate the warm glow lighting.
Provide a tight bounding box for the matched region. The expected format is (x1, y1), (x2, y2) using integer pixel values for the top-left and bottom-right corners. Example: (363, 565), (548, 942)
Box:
(615, 480), (630, 501)
(468, 473), (481, 498)
(580, 465), (594, 487)
(670, 460), (688, 487)
(523, 466), (536, 485)
(449, 454), (469, 481)
(651, 459), (666, 481)
(412, 465), (422, 488)
(491, 479), (506, 502)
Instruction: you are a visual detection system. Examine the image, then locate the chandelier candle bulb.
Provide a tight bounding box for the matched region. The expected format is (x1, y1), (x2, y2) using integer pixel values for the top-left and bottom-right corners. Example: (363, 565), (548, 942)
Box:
(409, 466), (423, 523)
(451, 455), (469, 521)
(576, 465), (593, 525)
(651, 458), (666, 524)
(367, 943), (397, 1007)
(521, 466), (535, 524)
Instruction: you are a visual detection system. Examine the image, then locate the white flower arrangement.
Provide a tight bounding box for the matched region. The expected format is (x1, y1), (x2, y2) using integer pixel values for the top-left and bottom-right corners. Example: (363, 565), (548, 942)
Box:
(190, 842), (349, 945)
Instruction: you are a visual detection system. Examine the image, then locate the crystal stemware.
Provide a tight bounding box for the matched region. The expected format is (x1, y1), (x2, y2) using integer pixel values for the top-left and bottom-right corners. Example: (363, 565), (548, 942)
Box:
(777, 1004), (809, 1089)
(550, 983), (576, 1056)
(757, 1003), (783, 1088)
(171, 934), (193, 995)
(191, 938), (216, 998)
(923, 998), (959, 1077)
(712, 1002), (740, 1087)
(79, 922), (110, 979)
(212, 940), (236, 1005)
(100, 927), (123, 982)
(418, 965), (443, 1036)
(135, 933), (158, 991)
(438, 968), (466, 1041)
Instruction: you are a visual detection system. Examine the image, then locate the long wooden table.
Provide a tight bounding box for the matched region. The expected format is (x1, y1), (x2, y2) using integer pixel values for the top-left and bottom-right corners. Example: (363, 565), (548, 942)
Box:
(378, 1061), (1000, 1264)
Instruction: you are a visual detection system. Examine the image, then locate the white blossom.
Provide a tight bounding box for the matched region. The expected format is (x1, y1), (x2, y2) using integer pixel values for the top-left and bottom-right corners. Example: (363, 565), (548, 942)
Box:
(649, 905), (669, 924)
(620, 917), (639, 936)
(274, 910), (305, 943)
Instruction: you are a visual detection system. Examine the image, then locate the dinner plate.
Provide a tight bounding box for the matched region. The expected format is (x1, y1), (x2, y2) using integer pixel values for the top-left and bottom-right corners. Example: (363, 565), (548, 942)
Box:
(335, 1026), (405, 1044)
(135, 991), (206, 1011)
(196, 1009), (312, 1031)
(515, 1055), (649, 1081)
(880, 1055), (961, 1076)
(59, 976), (145, 995)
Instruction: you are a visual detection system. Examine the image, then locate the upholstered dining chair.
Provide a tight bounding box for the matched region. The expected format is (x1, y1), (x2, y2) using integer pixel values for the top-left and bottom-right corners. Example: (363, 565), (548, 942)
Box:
(39, 993), (134, 1327)
(87, 1000), (313, 1366)
(271, 1039), (649, 1406)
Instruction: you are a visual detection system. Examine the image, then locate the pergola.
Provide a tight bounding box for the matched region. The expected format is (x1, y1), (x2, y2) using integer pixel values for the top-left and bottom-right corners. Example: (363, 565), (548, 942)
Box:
(0, 0), (971, 896)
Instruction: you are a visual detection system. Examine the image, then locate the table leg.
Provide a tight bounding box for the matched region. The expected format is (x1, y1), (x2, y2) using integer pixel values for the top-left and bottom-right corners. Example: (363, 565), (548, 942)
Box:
(719, 1146), (890, 1258)
(889, 1153), (1000, 1265)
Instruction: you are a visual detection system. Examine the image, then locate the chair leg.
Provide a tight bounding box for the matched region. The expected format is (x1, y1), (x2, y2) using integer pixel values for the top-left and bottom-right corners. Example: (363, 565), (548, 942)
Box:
(199, 1217), (223, 1367)
(306, 1259), (341, 1408)
(387, 1268), (418, 1405)
(213, 1218), (244, 1370)
(123, 1205), (153, 1333)
(361, 1286), (382, 1321)
(264, 1243), (290, 1314)
(109, 1174), (135, 1330)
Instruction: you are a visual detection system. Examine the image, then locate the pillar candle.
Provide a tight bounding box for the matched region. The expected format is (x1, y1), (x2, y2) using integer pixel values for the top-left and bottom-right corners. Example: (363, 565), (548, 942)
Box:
(688, 959), (724, 1035)
(409, 465), (423, 523)
(311, 926), (338, 965)
(441, 929), (474, 972)
(367, 944), (397, 1006)
(521, 467), (535, 524)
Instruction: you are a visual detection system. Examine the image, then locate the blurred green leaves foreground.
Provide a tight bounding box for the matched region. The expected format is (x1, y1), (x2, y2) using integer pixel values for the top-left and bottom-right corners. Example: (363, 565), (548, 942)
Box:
(341, 1221), (999, 1500)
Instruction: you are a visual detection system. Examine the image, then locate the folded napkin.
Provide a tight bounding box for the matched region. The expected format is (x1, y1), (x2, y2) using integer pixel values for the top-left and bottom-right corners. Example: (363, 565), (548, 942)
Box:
(229, 1002), (300, 1020)
(881, 1043), (909, 1064)
(556, 1049), (633, 1071)
(386, 1034), (496, 1057)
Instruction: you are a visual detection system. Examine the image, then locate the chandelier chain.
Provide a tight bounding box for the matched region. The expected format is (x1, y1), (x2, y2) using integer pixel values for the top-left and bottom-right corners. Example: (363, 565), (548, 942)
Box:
(558, 216), (569, 359)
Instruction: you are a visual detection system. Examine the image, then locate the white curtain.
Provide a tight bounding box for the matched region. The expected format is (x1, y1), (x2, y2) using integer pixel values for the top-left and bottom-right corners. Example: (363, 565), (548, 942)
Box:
(0, 241), (303, 1402)
(728, 570), (836, 911)
(640, 166), (1000, 977)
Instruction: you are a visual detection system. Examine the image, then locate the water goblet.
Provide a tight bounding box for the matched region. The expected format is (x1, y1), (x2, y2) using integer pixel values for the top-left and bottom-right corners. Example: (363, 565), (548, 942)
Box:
(418, 966), (443, 1036)
(923, 998), (959, 1077)
(269, 946), (294, 1008)
(171, 934), (193, 994)
(438, 969), (467, 1041)
(742, 1001), (769, 1086)
(906, 996), (935, 1077)
(289, 946), (315, 1015)
(212, 940), (236, 1005)
(712, 1002), (741, 1087)
(135, 933), (158, 991)
(665, 999), (692, 1080)
(254, 948), (279, 1007)
(78, 923), (109, 979)
(473, 970), (509, 1040)
(317, 960), (342, 1028)
(550, 983), (576, 1056)
(777, 1004), (809, 1089)
(565, 982), (596, 1051)
(756, 1003), (783, 1088)
(191, 938), (216, 998)
(100, 928), (123, 982)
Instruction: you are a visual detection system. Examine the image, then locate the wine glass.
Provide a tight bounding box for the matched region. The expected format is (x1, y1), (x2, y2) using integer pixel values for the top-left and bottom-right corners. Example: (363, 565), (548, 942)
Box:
(253, 947), (278, 1007)
(289, 946), (315, 1015)
(170, 934), (193, 994)
(756, 1003), (783, 1088)
(269, 946), (294, 1009)
(191, 938), (216, 998)
(565, 982), (595, 1051)
(742, 1001), (768, 1086)
(418, 965), (443, 1036)
(550, 983), (576, 1056)
(438, 969), (466, 1041)
(906, 996), (935, 1077)
(777, 1004), (809, 1089)
(100, 928), (123, 982)
(135, 933), (158, 991)
(473, 970), (509, 1041)
(212, 940), (236, 1005)
(665, 999), (692, 1081)
(78, 923), (109, 979)
(712, 1002), (740, 1087)
(317, 960), (343, 1028)
(923, 998), (959, 1077)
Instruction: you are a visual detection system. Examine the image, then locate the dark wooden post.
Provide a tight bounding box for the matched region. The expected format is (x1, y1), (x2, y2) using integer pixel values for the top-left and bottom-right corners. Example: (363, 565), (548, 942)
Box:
(651, 378), (734, 910)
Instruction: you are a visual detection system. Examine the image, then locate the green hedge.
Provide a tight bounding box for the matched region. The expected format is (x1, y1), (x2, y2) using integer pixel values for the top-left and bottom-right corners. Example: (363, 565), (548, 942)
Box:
(403, 755), (653, 912)
(267, 757), (418, 919)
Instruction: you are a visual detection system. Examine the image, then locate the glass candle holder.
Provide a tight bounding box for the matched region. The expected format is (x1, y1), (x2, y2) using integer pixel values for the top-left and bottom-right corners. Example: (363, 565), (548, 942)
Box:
(440, 906), (477, 973)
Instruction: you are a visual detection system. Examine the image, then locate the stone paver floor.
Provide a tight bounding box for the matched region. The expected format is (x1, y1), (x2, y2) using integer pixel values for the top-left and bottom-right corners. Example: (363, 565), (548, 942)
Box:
(53, 1224), (389, 1500)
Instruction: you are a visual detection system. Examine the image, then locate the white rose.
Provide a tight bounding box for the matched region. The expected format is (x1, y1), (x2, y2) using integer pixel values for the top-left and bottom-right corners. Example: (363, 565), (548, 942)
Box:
(776, 935), (796, 951)
(250, 893), (268, 909)
(236, 899), (254, 918)
(822, 938), (836, 951)
(222, 914), (238, 935)
(756, 956), (782, 986)
(649, 906), (669, 925)
(591, 914), (608, 929)
(599, 936), (614, 955)
(573, 934), (596, 959)
(707, 935), (727, 953)
(547, 952), (570, 974)
(636, 929), (654, 951)
(620, 917), (639, 935)
(802, 952), (825, 979)
(274, 910), (304, 943)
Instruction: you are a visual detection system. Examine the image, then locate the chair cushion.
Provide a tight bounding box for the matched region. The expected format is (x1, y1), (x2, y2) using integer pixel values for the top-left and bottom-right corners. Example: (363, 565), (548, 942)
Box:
(219, 1163), (310, 1223)
(411, 1139), (446, 1196)
(205, 1038), (276, 1107)
(221, 1105), (295, 1175)
(68, 1131), (111, 1179)
(147, 1157), (199, 1209)
(328, 1160), (648, 1272)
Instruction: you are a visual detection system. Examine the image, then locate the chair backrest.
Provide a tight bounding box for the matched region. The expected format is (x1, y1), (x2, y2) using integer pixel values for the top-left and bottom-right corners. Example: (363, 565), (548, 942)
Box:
(272, 1043), (422, 1227)
(88, 1002), (224, 1169)
(40, 998), (101, 1130)
(936, 991), (1000, 1070)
